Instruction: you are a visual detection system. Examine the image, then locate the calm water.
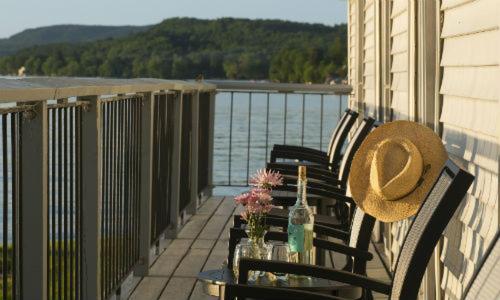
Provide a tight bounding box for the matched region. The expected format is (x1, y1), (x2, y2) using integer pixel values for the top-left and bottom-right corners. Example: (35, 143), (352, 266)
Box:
(213, 92), (347, 187)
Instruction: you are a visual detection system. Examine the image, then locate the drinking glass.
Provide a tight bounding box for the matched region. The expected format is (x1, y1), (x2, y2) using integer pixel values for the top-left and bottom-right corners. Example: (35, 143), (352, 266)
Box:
(233, 243), (254, 280)
(270, 243), (289, 281)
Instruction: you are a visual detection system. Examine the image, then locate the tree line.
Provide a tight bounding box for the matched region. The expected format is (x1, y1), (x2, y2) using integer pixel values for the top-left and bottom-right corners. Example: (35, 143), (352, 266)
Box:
(0, 18), (347, 83)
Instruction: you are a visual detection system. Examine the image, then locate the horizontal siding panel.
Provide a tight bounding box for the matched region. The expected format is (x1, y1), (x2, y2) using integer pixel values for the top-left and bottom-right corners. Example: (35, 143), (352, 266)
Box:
(391, 10), (409, 36)
(391, 32), (408, 54)
(441, 0), (476, 11)
(364, 0), (374, 9)
(440, 66), (499, 101)
(465, 237), (500, 300)
(391, 91), (409, 119)
(391, 0), (408, 17)
(364, 48), (375, 61)
(441, 29), (499, 67)
(363, 62), (375, 77)
(441, 0), (499, 38)
(440, 95), (499, 137)
(441, 123), (499, 173)
(364, 19), (375, 35)
(391, 52), (408, 72)
(364, 2), (375, 19)
(364, 35), (375, 49)
(363, 76), (375, 89)
(391, 72), (408, 92)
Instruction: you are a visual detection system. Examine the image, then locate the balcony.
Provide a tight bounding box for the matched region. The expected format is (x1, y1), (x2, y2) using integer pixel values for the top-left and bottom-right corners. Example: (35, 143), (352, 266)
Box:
(1, 77), (383, 299)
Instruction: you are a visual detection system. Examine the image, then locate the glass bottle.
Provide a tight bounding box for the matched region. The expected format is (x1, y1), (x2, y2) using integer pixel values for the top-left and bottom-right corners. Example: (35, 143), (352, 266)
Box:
(288, 166), (315, 274)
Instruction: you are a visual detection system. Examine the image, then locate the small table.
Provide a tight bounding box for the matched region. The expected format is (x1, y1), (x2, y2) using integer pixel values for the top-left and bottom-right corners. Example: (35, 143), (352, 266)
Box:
(198, 267), (350, 298)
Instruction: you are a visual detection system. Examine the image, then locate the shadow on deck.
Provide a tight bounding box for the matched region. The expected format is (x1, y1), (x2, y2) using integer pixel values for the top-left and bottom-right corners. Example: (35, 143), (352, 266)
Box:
(127, 196), (391, 300)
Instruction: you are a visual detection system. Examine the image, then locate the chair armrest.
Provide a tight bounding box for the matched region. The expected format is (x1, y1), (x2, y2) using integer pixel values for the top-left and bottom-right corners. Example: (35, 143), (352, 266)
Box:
(262, 231), (371, 261)
(238, 259), (391, 295)
(281, 177), (344, 192)
(281, 174), (342, 187)
(277, 186), (353, 204)
(271, 144), (328, 157)
(313, 239), (373, 261)
(231, 218), (351, 242)
(225, 284), (347, 300)
(270, 149), (330, 165)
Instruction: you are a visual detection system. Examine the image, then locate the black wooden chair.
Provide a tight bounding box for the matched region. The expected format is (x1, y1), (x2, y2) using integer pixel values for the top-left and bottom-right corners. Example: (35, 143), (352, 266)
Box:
(269, 109), (358, 170)
(229, 209), (376, 275)
(226, 159), (475, 300)
(269, 117), (377, 193)
(265, 117), (378, 230)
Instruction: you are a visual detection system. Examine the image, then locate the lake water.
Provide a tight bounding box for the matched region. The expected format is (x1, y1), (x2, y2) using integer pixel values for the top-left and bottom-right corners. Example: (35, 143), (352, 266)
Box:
(213, 92), (347, 188)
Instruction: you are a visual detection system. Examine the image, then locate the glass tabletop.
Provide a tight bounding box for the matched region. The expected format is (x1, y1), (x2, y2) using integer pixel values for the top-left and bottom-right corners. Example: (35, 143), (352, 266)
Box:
(198, 267), (350, 291)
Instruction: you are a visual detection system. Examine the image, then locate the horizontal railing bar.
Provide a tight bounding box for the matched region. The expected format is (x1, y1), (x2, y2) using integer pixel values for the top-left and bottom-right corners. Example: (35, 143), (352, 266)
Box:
(99, 95), (143, 104)
(47, 100), (90, 109)
(0, 77), (215, 102)
(0, 104), (36, 114)
(207, 80), (352, 94)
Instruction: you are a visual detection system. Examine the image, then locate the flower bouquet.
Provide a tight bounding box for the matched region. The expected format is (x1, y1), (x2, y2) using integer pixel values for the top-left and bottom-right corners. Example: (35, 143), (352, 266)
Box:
(232, 169), (283, 279)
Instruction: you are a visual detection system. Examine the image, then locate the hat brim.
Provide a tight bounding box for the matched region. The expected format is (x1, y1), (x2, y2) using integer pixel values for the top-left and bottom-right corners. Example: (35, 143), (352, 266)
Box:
(348, 121), (448, 223)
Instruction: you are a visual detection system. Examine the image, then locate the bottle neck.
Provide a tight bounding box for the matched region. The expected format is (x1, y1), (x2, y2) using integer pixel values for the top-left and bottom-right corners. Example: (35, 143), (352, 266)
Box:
(296, 178), (307, 206)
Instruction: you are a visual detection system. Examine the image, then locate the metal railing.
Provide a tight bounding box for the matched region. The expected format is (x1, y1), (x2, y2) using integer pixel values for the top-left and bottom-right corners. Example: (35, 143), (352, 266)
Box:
(0, 77), (215, 300)
(208, 80), (351, 186)
(0, 77), (352, 299)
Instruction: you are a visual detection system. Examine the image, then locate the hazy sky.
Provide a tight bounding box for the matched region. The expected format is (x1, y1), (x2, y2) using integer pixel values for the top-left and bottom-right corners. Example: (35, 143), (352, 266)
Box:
(0, 0), (347, 38)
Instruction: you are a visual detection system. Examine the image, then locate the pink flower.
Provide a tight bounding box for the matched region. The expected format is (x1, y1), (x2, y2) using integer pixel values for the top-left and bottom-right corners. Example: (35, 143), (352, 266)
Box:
(249, 169), (283, 189)
(234, 192), (252, 205)
(240, 211), (249, 221)
(234, 187), (275, 220)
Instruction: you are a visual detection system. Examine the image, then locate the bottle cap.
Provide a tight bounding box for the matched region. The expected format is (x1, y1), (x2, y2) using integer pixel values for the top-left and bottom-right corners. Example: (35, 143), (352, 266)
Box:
(298, 166), (306, 180)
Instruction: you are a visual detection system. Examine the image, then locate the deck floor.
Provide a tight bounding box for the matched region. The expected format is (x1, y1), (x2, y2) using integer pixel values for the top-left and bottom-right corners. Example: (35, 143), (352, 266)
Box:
(128, 196), (391, 300)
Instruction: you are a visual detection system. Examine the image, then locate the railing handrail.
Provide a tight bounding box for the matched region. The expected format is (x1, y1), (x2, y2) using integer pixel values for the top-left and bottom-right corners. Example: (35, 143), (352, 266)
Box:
(207, 80), (352, 94)
(0, 77), (216, 102)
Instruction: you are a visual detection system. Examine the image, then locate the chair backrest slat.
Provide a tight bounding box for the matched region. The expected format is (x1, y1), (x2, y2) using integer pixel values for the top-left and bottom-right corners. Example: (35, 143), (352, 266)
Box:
(336, 118), (376, 186)
(348, 208), (376, 274)
(327, 110), (358, 166)
(390, 160), (474, 300)
(326, 109), (357, 156)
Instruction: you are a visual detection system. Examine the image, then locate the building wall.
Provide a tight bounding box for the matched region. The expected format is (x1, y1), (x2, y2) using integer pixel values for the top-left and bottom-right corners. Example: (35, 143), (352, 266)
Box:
(347, 0), (500, 298)
(439, 0), (499, 298)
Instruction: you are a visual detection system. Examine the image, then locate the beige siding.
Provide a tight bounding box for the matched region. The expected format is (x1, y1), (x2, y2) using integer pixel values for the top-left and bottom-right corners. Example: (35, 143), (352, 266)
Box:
(390, 0), (410, 120)
(363, 0), (377, 116)
(348, 0), (358, 105)
(347, 0), (499, 298)
(439, 0), (500, 299)
(387, 0), (415, 271)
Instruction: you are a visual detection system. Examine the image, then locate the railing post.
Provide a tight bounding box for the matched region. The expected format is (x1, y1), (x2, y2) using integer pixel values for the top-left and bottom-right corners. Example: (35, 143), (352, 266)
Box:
(134, 92), (154, 276)
(167, 91), (183, 237)
(20, 101), (48, 300)
(187, 91), (200, 214)
(80, 96), (102, 300)
(206, 91), (215, 194)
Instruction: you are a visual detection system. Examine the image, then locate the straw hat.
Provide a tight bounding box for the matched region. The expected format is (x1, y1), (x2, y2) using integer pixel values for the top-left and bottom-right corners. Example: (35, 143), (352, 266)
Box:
(348, 121), (447, 222)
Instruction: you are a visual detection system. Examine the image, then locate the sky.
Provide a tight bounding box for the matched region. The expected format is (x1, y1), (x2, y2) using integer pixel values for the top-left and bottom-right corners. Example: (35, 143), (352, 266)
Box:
(0, 0), (347, 38)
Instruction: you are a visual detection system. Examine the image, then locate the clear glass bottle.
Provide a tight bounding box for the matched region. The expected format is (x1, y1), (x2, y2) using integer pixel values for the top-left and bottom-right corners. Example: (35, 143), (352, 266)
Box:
(288, 166), (315, 273)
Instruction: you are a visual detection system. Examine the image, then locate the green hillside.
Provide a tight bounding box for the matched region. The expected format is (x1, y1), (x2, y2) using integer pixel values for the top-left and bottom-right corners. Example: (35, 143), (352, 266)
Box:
(0, 18), (347, 83)
(0, 24), (151, 56)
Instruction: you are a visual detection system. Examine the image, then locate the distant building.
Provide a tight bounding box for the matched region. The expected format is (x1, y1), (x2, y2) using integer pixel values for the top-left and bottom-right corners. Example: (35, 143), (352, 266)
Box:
(18, 66), (26, 77)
